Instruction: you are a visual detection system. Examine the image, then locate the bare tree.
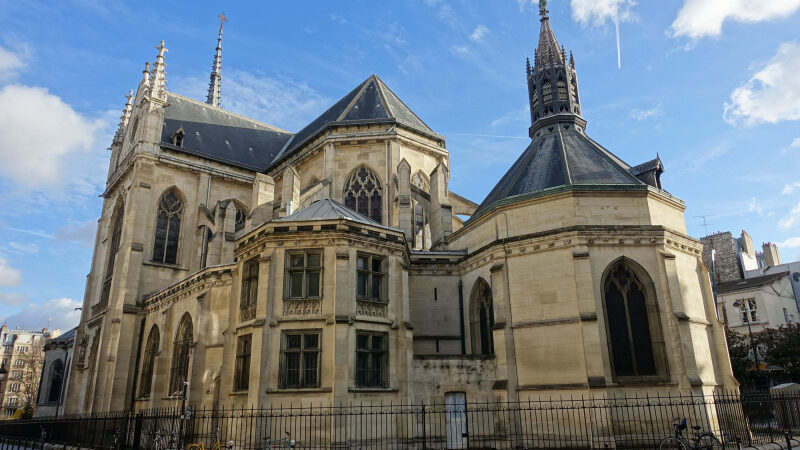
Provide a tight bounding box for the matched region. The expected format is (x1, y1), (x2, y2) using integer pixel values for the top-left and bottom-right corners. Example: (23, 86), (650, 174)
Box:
(8, 337), (46, 410)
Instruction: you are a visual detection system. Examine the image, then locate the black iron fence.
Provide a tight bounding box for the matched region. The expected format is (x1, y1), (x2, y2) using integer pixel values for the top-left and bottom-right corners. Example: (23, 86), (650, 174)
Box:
(1, 391), (800, 449)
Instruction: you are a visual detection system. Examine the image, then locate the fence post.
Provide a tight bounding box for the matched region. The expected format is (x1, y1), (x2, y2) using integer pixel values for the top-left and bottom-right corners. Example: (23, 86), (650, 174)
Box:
(787, 431), (793, 450)
(421, 403), (426, 450)
(132, 413), (142, 450)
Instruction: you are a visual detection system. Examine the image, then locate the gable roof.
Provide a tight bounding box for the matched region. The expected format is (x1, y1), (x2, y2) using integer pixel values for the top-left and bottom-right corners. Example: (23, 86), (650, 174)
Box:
(470, 121), (645, 221)
(268, 74), (441, 170)
(273, 198), (401, 231)
(716, 271), (789, 294)
(160, 93), (294, 171)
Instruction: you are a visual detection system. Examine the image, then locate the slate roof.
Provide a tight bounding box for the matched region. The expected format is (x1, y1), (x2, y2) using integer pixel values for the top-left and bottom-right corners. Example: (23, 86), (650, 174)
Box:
(160, 93), (294, 171)
(536, 14), (563, 65)
(716, 271), (790, 294)
(274, 198), (401, 231)
(471, 121), (646, 220)
(630, 156), (664, 176)
(268, 74), (441, 169)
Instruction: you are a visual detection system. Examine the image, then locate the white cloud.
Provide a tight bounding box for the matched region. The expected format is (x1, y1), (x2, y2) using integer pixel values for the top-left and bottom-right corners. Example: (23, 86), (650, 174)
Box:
(3, 297), (81, 332)
(782, 182), (800, 194)
(450, 45), (470, 57)
(0, 84), (106, 187)
(724, 42), (800, 126)
(748, 197), (765, 215)
(174, 71), (331, 132)
(671, 0), (800, 39)
(570, 0), (635, 26)
(778, 236), (800, 248)
(0, 256), (21, 286)
(470, 25), (490, 43)
(55, 220), (97, 245)
(792, 138), (800, 148)
(0, 45), (26, 82)
(630, 104), (663, 121)
(0, 291), (28, 306)
(779, 200), (800, 229)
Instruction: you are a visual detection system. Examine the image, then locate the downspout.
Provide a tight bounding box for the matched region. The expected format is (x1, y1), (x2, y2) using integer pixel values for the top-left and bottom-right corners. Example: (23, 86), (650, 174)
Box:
(128, 317), (146, 412)
(458, 280), (466, 355)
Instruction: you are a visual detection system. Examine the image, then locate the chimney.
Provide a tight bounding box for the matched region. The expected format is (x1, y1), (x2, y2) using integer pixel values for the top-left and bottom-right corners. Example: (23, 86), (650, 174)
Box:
(739, 230), (755, 256)
(762, 242), (781, 266)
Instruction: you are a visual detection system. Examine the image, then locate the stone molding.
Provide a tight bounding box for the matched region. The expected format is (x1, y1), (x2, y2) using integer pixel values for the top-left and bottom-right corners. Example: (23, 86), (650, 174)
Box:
(142, 264), (235, 313)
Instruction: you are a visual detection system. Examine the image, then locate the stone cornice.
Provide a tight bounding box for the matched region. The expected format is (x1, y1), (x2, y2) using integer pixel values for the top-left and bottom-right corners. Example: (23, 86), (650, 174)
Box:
(142, 264), (235, 314)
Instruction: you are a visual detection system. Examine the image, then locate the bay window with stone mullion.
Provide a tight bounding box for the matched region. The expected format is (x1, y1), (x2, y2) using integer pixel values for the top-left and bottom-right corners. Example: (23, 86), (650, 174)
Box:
(356, 254), (386, 302)
(285, 250), (322, 299)
(279, 331), (320, 389)
(355, 332), (387, 388)
(233, 334), (252, 391)
(240, 258), (259, 320)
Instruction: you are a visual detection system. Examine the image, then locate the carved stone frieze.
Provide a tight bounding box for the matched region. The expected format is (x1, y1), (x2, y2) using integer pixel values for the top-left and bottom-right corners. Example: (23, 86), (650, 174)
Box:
(356, 301), (388, 318)
(283, 299), (321, 316)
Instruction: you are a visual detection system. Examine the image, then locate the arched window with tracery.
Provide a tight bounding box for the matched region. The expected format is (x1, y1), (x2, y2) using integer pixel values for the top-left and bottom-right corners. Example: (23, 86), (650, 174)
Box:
(602, 259), (668, 380)
(169, 314), (193, 395)
(469, 278), (494, 355)
(100, 204), (124, 305)
(46, 359), (65, 403)
(153, 188), (183, 265)
(234, 202), (247, 232)
(343, 166), (382, 223)
(139, 325), (160, 397)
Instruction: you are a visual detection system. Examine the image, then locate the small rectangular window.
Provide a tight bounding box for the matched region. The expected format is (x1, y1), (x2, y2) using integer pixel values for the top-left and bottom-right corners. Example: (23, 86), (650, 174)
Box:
(784, 308), (790, 323)
(355, 331), (388, 388)
(356, 254), (386, 302)
(285, 250), (323, 299)
(240, 258), (259, 309)
(280, 330), (320, 389)
(233, 334), (252, 391)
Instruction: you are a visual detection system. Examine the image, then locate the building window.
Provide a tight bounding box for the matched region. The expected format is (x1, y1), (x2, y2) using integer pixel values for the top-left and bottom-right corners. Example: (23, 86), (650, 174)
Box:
(9, 383), (19, 393)
(101, 205), (124, 305)
(47, 359), (65, 403)
(241, 258), (259, 310)
(279, 331), (320, 389)
(469, 279), (494, 355)
(357, 254), (386, 302)
(13, 359), (23, 367)
(285, 250), (322, 299)
(233, 334), (252, 391)
(139, 326), (159, 398)
(153, 188), (183, 265)
(343, 166), (382, 223)
(355, 332), (387, 388)
(11, 370), (21, 379)
(739, 298), (758, 324)
(235, 204), (247, 232)
(602, 259), (668, 380)
(168, 314), (193, 396)
(16, 346), (27, 354)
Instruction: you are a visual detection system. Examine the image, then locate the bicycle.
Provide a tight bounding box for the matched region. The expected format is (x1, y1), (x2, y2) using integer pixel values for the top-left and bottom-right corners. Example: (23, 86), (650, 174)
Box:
(659, 417), (723, 449)
(152, 428), (178, 450)
(186, 425), (232, 450)
(262, 431), (304, 449)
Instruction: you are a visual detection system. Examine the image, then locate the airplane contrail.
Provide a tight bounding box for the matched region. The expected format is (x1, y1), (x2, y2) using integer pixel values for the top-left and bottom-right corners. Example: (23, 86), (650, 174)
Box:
(614, 10), (621, 69)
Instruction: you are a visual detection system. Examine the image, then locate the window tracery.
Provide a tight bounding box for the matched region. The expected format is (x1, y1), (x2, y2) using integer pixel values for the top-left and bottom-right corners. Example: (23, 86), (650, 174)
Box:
(343, 166), (382, 223)
(169, 314), (193, 395)
(469, 279), (494, 355)
(139, 326), (159, 397)
(153, 189), (183, 265)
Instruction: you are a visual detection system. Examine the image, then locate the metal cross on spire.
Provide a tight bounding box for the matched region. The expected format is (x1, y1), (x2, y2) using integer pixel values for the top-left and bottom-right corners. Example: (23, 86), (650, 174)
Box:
(539, 0), (549, 17)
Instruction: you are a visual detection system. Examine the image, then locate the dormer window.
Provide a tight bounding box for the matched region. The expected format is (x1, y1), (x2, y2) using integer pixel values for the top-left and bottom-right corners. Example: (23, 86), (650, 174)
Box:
(171, 127), (185, 147)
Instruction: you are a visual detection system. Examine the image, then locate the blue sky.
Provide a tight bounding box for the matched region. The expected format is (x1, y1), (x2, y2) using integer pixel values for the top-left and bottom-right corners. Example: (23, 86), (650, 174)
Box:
(0, 0), (799, 332)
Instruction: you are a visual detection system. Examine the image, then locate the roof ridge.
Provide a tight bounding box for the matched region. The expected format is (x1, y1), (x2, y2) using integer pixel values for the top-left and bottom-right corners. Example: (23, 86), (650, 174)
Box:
(373, 76), (435, 132)
(572, 132), (641, 185)
(335, 75), (375, 122)
(166, 91), (292, 134)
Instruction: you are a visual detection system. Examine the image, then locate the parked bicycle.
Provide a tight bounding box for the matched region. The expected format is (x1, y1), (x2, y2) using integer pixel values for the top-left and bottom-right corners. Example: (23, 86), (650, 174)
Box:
(186, 425), (232, 450)
(152, 428), (178, 450)
(262, 431), (304, 449)
(659, 417), (723, 449)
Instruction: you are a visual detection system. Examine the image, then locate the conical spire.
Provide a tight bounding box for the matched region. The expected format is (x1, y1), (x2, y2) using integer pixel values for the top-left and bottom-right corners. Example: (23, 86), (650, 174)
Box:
(113, 90), (134, 143)
(206, 13), (228, 108)
(526, 1), (582, 135)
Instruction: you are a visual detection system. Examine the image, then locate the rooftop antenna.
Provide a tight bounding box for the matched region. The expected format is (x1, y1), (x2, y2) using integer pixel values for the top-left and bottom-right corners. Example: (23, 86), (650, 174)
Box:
(695, 215), (712, 236)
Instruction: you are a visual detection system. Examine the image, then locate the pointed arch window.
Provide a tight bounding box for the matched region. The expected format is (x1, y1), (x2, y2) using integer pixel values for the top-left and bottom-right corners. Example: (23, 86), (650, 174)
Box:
(234, 204), (247, 232)
(169, 314), (193, 395)
(469, 279), (494, 355)
(139, 325), (160, 397)
(343, 167), (382, 223)
(100, 205), (124, 306)
(602, 260), (668, 381)
(46, 359), (65, 403)
(153, 189), (183, 265)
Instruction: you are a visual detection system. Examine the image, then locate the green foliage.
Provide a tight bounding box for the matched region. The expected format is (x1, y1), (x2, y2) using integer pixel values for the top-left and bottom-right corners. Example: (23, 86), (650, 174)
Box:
(758, 322), (800, 383)
(726, 329), (757, 386)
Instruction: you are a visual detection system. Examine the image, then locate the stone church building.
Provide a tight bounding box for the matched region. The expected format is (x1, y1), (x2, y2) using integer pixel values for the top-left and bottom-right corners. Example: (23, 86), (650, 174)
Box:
(65, 6), (736, 414)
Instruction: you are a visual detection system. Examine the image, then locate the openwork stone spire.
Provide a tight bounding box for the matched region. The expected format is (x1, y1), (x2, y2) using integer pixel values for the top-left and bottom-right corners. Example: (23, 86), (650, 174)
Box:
(526, 5), (582, 136)
(113, 90), (134, 143)
(206, 13), (227, 108)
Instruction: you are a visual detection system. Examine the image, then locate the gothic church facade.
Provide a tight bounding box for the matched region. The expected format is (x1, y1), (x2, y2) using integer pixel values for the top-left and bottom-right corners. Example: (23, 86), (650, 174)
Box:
(65, 7), (736, 414)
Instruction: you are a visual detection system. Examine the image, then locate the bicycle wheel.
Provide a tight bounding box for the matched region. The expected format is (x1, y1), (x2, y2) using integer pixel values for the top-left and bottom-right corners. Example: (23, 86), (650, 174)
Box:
(186, 444), (205, 450)
(696, 433), (723, 449)
(659, 437), (689, 449)
(286, 441), (305, 448)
